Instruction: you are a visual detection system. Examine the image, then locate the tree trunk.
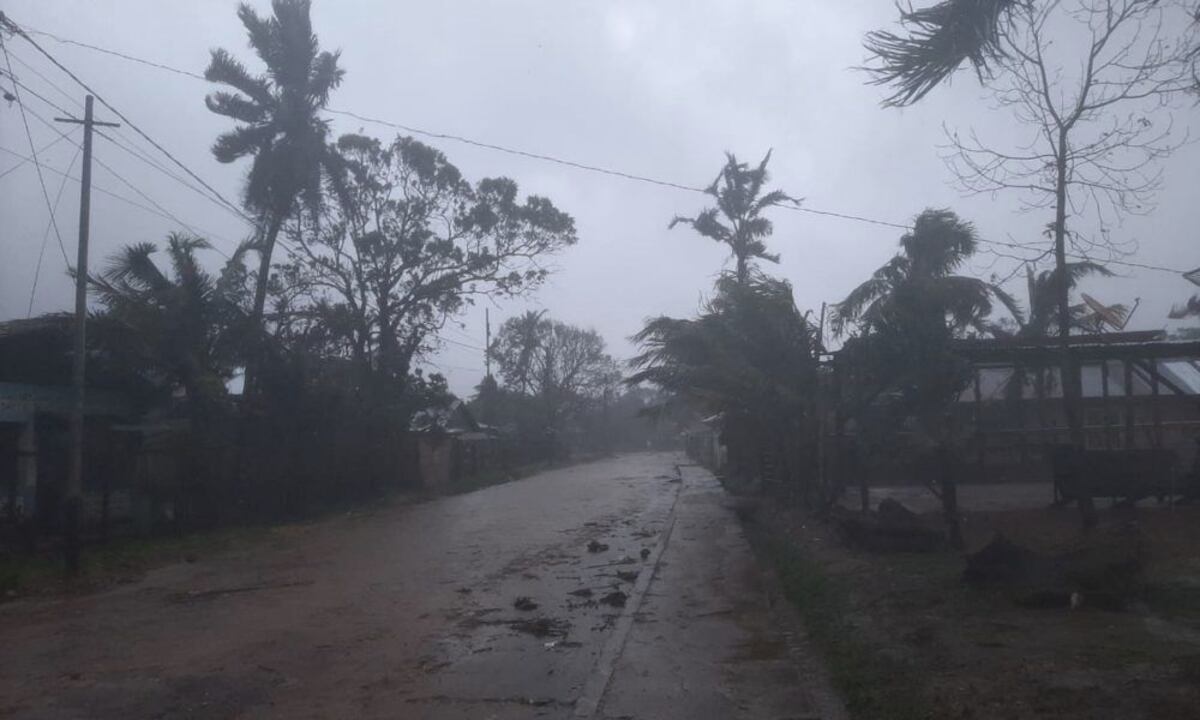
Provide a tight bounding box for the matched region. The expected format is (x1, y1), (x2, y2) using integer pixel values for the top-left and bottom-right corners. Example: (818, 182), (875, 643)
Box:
(1053, 136), (1096, 530)
(937, 440), (964, 550)
(243, 211), (287, 397)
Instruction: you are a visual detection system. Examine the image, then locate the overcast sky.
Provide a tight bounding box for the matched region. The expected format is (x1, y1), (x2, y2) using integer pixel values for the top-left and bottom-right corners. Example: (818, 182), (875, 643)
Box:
(3, 0), (1198, 396)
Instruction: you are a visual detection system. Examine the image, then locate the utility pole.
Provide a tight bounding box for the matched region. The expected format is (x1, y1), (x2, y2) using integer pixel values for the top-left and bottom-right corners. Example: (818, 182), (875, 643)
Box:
(55, 95), (119, 573)
(485, 308), (492, 378)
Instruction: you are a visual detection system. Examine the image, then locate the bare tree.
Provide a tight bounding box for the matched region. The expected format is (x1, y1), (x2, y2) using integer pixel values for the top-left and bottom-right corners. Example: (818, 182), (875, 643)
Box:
(939, 1), (1196, 480)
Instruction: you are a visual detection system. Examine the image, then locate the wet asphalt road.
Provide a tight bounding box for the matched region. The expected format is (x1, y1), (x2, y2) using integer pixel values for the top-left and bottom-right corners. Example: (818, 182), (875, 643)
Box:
(0, 452), (838, 719)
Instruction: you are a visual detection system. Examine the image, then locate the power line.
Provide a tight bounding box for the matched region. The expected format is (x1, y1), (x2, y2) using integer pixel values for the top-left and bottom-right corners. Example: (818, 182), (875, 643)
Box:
(2, 55), (244, 221)
(15, 97), (218, 251)
(0, 126), (72, 179)
(5, 48), (82, 109)
(1, 32), (71, 272)
(11, 20), (917, 230)
(21, 26), (206, 81)
(442, 336), (486, 352)
(8, 18), (1194, 280)
(0, 143), (234, 248)
(28, 142), (82, 316)
(2, 17), (254, 226)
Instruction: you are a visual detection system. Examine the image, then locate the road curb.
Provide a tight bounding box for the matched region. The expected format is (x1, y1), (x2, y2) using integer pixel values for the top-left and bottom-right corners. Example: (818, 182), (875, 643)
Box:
(572, 464), (684, 718)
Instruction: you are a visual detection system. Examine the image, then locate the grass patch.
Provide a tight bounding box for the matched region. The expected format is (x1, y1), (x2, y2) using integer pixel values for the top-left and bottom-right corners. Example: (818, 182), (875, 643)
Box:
(748, 528), (934, 720)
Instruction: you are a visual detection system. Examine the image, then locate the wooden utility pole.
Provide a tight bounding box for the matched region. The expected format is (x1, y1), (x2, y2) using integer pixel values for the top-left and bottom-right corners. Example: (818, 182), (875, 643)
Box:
(55, 95), (119, 573)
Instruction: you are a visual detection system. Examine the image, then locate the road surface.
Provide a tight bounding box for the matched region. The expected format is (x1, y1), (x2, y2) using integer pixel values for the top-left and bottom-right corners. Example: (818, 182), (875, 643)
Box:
(0, 452), (841, 719)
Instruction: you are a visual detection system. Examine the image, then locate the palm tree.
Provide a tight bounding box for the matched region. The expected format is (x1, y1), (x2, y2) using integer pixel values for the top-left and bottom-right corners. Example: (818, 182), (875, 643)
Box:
(90, 234), (248, 422)
(204, 0), (346, 391)
(994, 261), (1125, 403)
(670, 151), (796, 284)
(629, 274), (821, 502)
(832, 209), (1019, 546)
(831, 208), (1020, 338)
(1004, 262), (1123, 338)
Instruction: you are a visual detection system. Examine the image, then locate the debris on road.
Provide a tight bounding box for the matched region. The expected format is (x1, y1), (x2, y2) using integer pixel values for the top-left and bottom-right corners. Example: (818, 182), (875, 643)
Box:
(513, 596), (539, 611)
(587, 540), (609, 553)
(599, 590), (628, 608)
(511, 617), (570, 638)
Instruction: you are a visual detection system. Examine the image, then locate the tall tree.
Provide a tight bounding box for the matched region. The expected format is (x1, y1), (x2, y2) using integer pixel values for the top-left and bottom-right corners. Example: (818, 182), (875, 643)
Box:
(670, 152), (796, 284)
(204, 0), (346, 392)
(276, 134), (576, 389)
(832, 209), (1019, 544)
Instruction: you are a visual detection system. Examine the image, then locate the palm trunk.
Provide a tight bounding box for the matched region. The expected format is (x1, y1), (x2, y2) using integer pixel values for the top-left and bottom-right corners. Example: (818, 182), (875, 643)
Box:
(243, 211), (286, 397)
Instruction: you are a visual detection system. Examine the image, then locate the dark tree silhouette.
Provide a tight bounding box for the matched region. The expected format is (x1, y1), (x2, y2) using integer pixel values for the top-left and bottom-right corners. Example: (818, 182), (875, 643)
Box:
(204, 0), (347, 392)
(275, 134), (576, 388)
(629, 274), (822, 503)
(831, 209), (1019, 338)
(833, 209), (1020, 545)
(90, 234), (249, 423)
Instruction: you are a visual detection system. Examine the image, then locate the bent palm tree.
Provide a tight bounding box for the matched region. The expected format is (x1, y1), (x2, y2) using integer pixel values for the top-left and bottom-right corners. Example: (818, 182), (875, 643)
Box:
(205, 0), (346, 390)
(670, 151), (797, 284)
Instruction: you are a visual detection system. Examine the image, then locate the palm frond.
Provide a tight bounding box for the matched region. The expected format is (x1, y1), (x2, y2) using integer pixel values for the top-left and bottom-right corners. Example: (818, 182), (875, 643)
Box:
(863, 0), (1023, 107)
(204, 48), (273, 106)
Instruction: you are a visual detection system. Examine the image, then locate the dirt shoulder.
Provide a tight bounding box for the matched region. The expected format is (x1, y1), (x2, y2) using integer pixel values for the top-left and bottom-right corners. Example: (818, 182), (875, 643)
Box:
(742, 496), (1200, 720)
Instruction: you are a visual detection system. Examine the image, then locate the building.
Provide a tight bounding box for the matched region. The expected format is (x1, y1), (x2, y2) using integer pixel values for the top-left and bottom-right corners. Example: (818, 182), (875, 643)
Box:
(831, 330), (1200, 487)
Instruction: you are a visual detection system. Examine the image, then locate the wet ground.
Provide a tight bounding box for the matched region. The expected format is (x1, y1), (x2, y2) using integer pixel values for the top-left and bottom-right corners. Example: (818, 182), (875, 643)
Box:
(0, 452), (840, 719)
